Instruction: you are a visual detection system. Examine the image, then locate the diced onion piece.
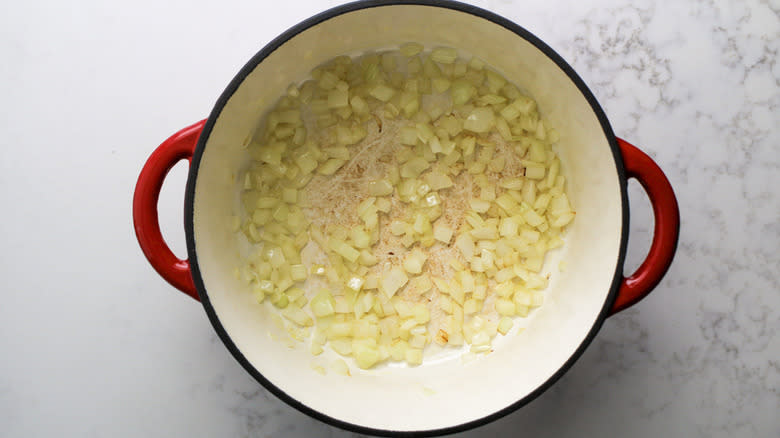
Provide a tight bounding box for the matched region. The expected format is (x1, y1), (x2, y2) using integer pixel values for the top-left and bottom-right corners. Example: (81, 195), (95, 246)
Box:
(471, 331), (491, 347)
(400, 157), (430, 178)
(450, 79), (476, 106)
(500, 104), (520, 122)
(362, 211), (379, 230)
(370, 84), (396, 102)
(511, 95), (536, 114)
(471, 226), (498, 240)
(407, 276), (433, 296)
(350, 95), (369, 114)
(280, 188), (297, 204)
(432, 276), (451, 294)
(463, 107), (495, 133)
(325, 145), (350, 160)
(405, 348), (424, 365)
(256, 196), (279, 209)
(311, 290), (336, 317)
(531, 291), (544, 307)
(428, 135), (443, 153)
(283, 305), (313, 326)
(412, 303), (430, 324)
(337, 124), (367, 145)
(495, 267), (516, 283)
(455, 234), (475, 260)
(432, 77), (451, 93)
(514, 289), (532, 307)
(463, 298), (480, 315)
(290, 264), (307, 282)
(413, 212), (431, 234)
(328, 237), (360, 263)
(375, 197), (392, 213)
(520, 228), (540, 243)
(347, 275), (365, 292)
(328, 320), (353, 337)
(317, 159), (346, 175)
(484, 68), (506, 92)
(381, 267), (409, 298)
(534, 193), (552, 212)
(460, 135), (476, 156)
(523, 209), (545, 227)
(400, 42), (423, 56)
(431, 47), (457, 64)
(351, 227), (371, 249)
(495, 298), (516, 316)
(497, 317), (513, 335)
(473, 284), (487, 300)
(525, 256), (544, 273)
(499, 217), (520, 237)
(552, 212), (575, 227)
(424, 172), (453, 190)
(317, 71), (339, 90)
(480, 186), (496, 202)
(550, 193), (572, 217)
(478, 94), (506, 105)
(359, 250), (378, 267)
(525, 163), (546, 180)
(387, 339), (407, 361)
(390, 220), (406, 236)
(353, 342), (380, 369)
(403, 248), (428, 274)
(496, 117), (512, 141)
(330, 339), (352, 355)
(415, 122), (435, 144)
(399, 126), (418, 145)
(433, 221), (454, 243)
(424, 192), (441, 207)
(327, 88), (349, 108)
(458, 270), (475, 293)
(469, 199), (490, 213)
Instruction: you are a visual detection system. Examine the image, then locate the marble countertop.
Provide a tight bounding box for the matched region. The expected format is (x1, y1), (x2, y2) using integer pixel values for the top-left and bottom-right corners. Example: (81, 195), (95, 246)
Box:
(1, 0), (777, 436)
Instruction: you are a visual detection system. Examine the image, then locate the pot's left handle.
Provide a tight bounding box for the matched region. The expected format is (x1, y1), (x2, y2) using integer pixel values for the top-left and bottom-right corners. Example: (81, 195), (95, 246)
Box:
(133, 120), (206, 301)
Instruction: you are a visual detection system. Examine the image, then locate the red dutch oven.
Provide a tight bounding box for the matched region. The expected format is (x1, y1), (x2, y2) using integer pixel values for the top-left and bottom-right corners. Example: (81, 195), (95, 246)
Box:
(133, 1), (679, 435)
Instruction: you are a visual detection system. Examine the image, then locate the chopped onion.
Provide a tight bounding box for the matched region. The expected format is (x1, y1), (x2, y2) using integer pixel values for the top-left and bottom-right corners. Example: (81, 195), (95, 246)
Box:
(400, 42), (424, 56)
(403, 248), (428, 274)
(381, 267), (409, 298)
(431, 47), (458, 64)
(433, 221), (454, 243)
(400, 157), (430, 178)
(328, 237), (360, 263)
(370, 84), (396, 102)
(405, 348), (424, 365)
(368, 179), (394, 196)
(236, 42), (575, 370)
(463, 107), (495, 133)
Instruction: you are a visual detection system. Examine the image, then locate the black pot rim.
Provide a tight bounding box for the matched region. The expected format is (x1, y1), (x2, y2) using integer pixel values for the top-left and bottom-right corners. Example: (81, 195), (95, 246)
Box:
(184, 1), (629, 436)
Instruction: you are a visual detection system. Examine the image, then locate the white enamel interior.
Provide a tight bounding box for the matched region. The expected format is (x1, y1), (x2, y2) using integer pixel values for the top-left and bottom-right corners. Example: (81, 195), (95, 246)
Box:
(190, 4), (623, 432)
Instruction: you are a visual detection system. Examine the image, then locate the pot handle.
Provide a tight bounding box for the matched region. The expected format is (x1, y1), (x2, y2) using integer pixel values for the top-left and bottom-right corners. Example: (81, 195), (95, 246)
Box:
(133, 120), (206, 301)
(610, 138), (680, 314)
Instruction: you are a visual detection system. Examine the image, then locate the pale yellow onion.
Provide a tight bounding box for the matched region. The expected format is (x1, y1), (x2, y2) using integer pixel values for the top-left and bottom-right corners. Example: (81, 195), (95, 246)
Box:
(236, 43), (576, 370)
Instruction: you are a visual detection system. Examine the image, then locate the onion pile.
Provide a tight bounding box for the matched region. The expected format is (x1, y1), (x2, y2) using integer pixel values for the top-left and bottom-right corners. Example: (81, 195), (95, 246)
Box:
(235, 44), (575, 371)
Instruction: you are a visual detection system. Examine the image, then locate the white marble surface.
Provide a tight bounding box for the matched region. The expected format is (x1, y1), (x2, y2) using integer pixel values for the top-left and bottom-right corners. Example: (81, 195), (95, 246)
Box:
(1, 0), (777, 436)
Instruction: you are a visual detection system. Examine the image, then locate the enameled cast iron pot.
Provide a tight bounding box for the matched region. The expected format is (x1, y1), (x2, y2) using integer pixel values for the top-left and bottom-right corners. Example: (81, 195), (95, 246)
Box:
(133, 1), (680, 435)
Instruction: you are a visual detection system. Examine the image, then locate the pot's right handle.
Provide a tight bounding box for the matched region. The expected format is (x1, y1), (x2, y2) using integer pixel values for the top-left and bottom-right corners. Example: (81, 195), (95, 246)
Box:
(610, 138), (680, 315)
